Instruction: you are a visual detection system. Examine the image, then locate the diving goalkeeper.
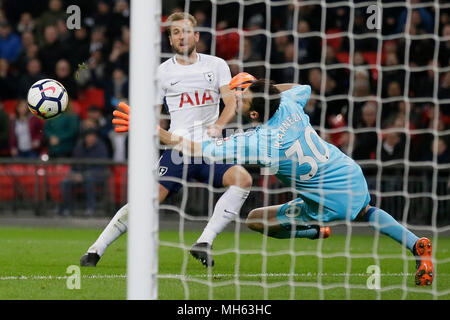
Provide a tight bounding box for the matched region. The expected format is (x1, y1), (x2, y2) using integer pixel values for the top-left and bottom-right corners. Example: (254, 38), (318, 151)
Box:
(153, 74), (434, 287)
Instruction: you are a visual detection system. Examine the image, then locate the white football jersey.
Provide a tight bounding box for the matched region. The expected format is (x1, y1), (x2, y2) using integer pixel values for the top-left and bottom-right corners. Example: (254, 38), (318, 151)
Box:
(157, 53), (231, 141)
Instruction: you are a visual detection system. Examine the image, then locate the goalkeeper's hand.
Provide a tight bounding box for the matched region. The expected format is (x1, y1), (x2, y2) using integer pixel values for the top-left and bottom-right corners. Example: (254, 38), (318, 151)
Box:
(112, 102), (130, 132)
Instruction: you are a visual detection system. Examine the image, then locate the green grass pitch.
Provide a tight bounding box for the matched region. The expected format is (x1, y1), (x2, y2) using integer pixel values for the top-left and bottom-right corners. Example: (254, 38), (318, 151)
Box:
(0, 226), (449, 300)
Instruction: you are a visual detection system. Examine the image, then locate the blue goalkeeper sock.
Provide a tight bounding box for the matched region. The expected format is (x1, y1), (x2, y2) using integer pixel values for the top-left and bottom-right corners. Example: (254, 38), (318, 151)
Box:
(365, 207), (419, 253)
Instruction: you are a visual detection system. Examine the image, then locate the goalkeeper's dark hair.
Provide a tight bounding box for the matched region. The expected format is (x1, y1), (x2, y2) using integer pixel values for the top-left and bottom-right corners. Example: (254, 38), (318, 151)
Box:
(248, 79), (281, 122)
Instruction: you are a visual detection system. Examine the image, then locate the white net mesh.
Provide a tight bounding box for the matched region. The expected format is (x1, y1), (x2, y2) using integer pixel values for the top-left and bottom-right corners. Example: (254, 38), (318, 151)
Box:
(157, 0), (450, 300)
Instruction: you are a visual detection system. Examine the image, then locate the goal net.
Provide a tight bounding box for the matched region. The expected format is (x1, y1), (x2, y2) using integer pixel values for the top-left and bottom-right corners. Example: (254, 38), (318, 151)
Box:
(155, 0), (450, 300)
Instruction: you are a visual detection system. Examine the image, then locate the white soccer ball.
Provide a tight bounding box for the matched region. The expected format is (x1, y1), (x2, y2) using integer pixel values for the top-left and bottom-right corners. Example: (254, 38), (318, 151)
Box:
(27, 79), (69, 120)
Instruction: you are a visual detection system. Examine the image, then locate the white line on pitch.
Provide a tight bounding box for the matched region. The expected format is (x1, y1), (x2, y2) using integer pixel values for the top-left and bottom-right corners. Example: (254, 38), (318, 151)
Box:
(0, 272), (426, 281)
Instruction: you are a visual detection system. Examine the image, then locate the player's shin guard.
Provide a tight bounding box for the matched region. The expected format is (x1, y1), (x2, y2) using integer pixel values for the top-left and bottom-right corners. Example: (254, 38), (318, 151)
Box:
(196, 185), (250, 245)
(87, 203), (129, 257)
(365, 207), (419, 253)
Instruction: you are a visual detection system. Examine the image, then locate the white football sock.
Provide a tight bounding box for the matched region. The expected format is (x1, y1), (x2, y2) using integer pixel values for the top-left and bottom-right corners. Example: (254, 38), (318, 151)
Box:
(87, 203), (129, 257)
(196, 185), (250, 245)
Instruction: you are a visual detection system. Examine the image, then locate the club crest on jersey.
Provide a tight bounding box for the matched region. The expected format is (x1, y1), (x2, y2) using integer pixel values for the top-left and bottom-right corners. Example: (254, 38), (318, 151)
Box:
(204, 71), (214, 83)
(158, 166), (168, 176)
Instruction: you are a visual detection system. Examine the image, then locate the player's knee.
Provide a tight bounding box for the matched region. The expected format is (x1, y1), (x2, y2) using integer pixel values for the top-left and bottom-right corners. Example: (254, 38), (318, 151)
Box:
(246, 210), (263, 232)
(224, 166), (253, 189)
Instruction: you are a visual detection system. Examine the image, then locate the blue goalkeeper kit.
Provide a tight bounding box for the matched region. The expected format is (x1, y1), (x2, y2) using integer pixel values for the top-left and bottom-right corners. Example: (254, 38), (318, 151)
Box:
(202, 85), (371, 223)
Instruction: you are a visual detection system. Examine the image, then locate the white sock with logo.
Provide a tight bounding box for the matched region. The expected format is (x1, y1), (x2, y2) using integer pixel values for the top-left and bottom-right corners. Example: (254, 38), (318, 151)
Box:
(196, 186), (250, 245)
(87, 204), (129, 257)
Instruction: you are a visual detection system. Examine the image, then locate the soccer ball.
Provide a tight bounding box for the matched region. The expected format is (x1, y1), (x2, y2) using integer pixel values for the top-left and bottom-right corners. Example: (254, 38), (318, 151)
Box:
(27, 79), (69, 120)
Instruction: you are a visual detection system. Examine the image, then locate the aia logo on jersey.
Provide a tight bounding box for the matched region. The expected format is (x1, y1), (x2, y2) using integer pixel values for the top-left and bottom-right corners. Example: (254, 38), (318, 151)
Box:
(179, 90), (214, 108)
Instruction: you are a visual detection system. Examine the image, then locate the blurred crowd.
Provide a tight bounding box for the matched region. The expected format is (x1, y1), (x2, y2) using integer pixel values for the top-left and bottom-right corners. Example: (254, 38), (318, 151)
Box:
(0, 0), (449, 165)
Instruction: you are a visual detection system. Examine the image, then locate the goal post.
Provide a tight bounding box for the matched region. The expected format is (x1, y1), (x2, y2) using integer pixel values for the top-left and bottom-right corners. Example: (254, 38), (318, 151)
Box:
(127, 0), (161, 300)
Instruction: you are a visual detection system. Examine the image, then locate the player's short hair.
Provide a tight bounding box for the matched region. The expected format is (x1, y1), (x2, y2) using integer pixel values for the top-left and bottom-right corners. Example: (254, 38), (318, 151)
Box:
(166, 12), (198, 35)
(248, 79), (281, 122)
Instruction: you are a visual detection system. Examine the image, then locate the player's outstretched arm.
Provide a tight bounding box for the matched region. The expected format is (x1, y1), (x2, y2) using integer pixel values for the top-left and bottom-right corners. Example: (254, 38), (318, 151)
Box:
(208, 84), (237, 137)
(158, 126), (202, 157)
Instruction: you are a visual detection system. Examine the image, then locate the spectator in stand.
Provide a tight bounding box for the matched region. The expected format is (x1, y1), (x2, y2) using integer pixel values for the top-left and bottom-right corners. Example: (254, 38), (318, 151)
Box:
(325, 45), (348, 86)
(81, 105), (112, 157)
(56, 18), (72, 51)
(381, 80), (403, 128)
(353, 101), (378, 160)
(422, 137), (450, 164)
(35, 0), (66, 45)
(44, 104), (80, 158)
(352, 8), (377, 51)
(9, 100), (44, 158)
(270, 34), (290, 83)
(246, 13), (266, 56)
(326, 5), (348, 31)
(381, 51), (405, 98)
(282, 41), (295, 82)
(15, 31), (36, 72)
(105, 68), (128, 111)
(410, 59), (437, 98)
(381, 116), (406, 162)
(0, 103), (9, 156)
(17, 12), (35, 34)
(0, 21), (22, 63)
(59, 128), (109, 217)
(109, 0), (130, 41)
(303, 95), (321, 127)
(353, 67), (371, 98)
(106, 30), (129, 77)
(92, 0), (113, 32)
(0, 58), (18, 99)
(308, 67), (346, 120)
(16, 40), (39, 75)
(353, 50), (376, 94)
(89, 26), (107, 55)
(242, 37), (265, 79)
(438, 24), (450, 68)
(38, 24), (67, 77)
(70, 26), (90, 72)
(438, 71), (450, 117)
(297, 20), (321, 64)
(397, 5), (434, 35)
(17, 58), (45, 98)
(54, 59), (78, 100)
(193, 8), (212, 53)
(87, 50), (107, 87)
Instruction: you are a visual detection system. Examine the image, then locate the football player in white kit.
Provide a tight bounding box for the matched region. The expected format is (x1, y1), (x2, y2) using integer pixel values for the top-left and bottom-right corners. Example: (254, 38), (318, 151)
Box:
(80, 12), (252, 267)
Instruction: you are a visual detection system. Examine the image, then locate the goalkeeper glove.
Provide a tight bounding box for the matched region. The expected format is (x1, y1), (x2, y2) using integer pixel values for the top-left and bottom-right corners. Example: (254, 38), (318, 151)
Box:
(229, 72), (256, 91)
(112, 102), (130, 133)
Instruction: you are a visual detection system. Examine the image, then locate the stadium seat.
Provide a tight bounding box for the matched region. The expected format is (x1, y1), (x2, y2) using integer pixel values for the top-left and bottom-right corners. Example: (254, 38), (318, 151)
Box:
(76, 88), (105, 119)
(362, 51), (383, 81)
(0, 164), (15, 201)
(8, 164), (36, 200)
(326, 28), (343, 51)
(113, 165), (128, 205)
(46, 164), (71, 202)
(1, 99), (18, 116)
(336, 52), (349, 64)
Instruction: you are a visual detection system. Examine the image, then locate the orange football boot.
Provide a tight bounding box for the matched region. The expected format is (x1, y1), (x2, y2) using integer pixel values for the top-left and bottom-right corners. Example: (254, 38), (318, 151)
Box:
(319, 227), (331, 239)
(413, 237), (434, 286)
